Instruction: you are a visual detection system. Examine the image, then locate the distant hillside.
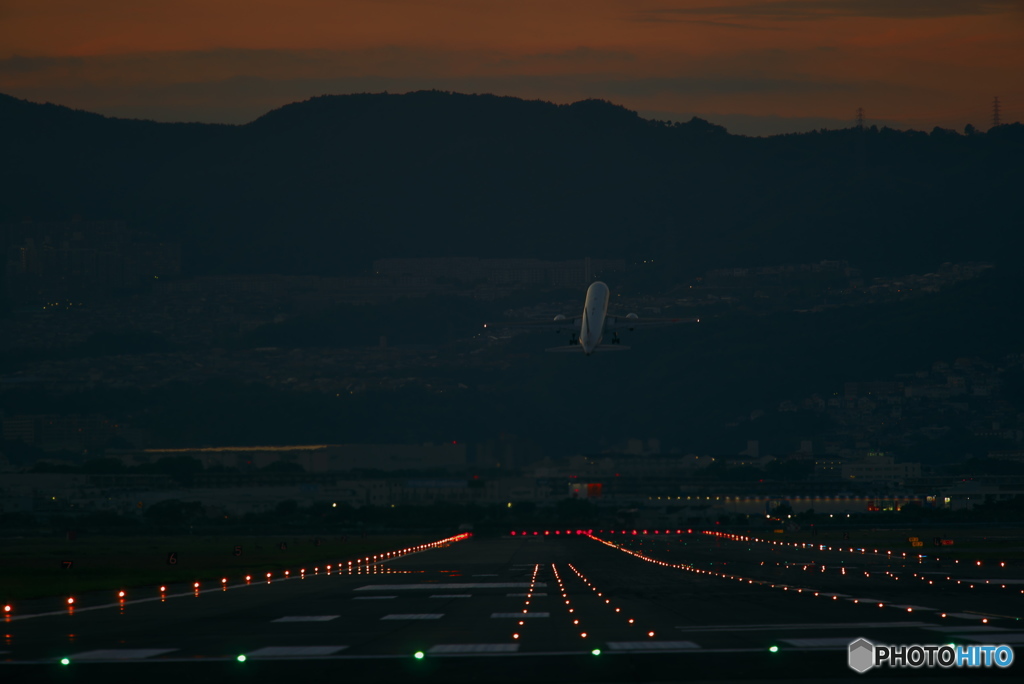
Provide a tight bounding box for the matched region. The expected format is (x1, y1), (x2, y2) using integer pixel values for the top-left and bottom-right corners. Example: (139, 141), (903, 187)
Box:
(2, 90), (1021, 277)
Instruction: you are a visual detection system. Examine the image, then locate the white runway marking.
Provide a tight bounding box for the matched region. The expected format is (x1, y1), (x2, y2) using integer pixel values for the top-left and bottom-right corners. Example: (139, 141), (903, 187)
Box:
(781, 638), (861, 648)
(352, 596), (396, 600)
(69, 649), (177, 660)
(606, 641), (700, 651)
(491, 612), (549, 618)
(428, 644), (520, 654)
(925, 625), (1007, 633)
(356, 583), (543, 590)
(272, 615), (340, 622)
(247, 646), (348, 657)
(381, 614), (444, 620)
(953, 633), (1024, 643)
(675, 621), (928, 632)
(430, 594), (471, 598)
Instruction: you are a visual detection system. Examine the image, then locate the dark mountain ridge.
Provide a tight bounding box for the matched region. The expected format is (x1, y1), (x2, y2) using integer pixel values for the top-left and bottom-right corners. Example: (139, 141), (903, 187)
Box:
(2, 90), (1021, 278)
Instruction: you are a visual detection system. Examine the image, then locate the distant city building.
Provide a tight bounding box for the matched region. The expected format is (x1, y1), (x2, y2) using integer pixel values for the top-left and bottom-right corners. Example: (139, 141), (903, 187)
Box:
(2, 220), (180, 305)
(841, 452), (920, 488)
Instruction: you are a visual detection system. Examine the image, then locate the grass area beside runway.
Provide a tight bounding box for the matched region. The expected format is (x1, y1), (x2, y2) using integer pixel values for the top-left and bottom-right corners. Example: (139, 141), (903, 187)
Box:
(1, 533), (431, 601)
(754, 525), (1024, 563)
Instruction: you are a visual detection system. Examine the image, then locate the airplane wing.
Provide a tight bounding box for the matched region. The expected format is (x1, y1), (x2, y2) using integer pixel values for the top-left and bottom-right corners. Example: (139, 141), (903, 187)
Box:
(605, 315), (699, 330)
(483, 317), (581, 331)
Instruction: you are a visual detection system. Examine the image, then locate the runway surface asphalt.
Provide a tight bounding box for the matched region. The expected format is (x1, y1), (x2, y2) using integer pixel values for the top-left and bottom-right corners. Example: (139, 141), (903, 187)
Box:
(3, 530), (1022, 683)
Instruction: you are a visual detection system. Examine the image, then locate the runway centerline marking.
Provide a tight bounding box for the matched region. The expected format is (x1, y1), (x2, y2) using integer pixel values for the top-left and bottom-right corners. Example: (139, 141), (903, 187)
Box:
(606, 641), (700, 651)
(428, 644), (520, 653)
(68, 649), (178, 660)
(247, 646), (348, 657)
(781, 638), (863, 648)
(352, 596), (396, 600)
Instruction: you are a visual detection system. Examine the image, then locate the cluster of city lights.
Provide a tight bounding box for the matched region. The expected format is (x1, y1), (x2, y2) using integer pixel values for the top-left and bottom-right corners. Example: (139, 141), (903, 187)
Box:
(588, 534), (999, 625)
(6, 533), (470, 621)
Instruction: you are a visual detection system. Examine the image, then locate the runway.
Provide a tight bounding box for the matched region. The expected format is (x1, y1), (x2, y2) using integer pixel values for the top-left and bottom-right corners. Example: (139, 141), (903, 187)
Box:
(3, 531), (1020, 682)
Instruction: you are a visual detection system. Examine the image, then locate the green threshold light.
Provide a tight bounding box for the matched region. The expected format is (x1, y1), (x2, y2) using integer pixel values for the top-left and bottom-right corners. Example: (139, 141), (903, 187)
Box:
(414, 651), (425, 660)
(591, 649), (601, 656)
(769, 646), (779, 653)
(236, 655), (247, 662)
(60, 658), (70, 666)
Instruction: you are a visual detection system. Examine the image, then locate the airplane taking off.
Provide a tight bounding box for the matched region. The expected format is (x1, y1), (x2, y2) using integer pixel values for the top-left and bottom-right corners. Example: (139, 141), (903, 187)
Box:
(485, 281), (698, 355)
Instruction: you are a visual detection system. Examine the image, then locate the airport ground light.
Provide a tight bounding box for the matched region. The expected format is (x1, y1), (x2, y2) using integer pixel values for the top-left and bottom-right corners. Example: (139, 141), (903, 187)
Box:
(586, 533), (1010, 628)
(7, 533), (470, 621)
(700, 529), (1023, 596)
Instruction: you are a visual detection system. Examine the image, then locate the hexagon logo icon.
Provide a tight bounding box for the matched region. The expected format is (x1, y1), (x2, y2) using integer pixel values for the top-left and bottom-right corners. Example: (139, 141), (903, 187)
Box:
(848, 638), (875, 673)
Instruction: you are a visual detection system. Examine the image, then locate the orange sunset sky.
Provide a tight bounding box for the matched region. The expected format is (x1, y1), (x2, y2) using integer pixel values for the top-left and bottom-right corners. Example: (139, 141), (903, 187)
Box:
(1, 0), (1020, 135)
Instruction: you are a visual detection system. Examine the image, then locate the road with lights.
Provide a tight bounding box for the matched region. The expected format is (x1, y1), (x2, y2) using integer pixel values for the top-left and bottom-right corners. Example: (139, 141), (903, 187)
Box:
(2, 531), (1020, 682)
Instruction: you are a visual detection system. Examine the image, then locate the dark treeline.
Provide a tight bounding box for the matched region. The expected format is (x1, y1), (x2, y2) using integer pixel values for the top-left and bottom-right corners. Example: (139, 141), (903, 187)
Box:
(2, 90), (1021, 278)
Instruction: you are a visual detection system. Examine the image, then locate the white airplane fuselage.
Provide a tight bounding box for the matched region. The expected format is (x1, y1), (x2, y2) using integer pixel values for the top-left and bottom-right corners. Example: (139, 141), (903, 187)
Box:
(579, 281), (610, 354)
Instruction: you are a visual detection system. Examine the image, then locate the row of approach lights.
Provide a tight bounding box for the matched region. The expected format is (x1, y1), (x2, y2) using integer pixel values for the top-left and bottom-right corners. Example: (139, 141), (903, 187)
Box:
(509, 563), (541, 644)
(703, 530), (1021, 595)
(592, 533), (1001, 626)
(8, 533), (470, 621)
(503, 561), (654, 657)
